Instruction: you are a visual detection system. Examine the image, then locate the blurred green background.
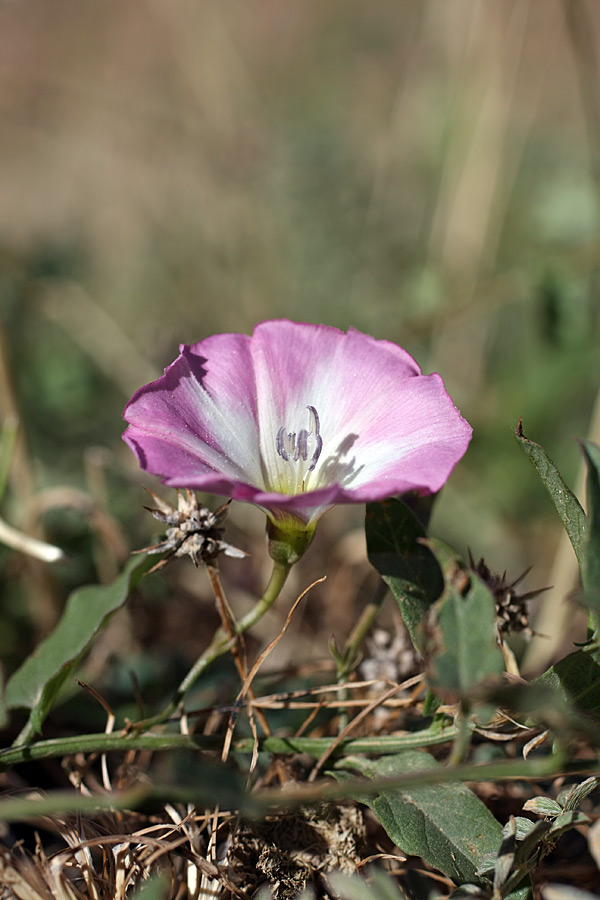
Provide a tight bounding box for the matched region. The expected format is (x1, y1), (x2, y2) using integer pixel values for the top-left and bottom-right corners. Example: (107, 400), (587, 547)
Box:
(1, 0), (599, 672)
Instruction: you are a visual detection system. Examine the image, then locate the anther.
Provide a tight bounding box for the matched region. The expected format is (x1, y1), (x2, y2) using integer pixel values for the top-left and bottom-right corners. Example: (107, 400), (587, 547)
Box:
(276, 405), (323, 472)
(276, 427), (289, 461)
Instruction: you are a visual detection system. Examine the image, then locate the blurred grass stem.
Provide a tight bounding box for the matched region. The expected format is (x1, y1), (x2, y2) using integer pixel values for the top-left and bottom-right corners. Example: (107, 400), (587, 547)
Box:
(524, 1), (600, 672)
(0, 415), (18, 504)
(563, 0), (600, 204)
(0, 321), (63, 632)
(339, 580), (388, 680)
(0, 516), (65, 564)
(0, 398), (65, 565)
(335, 580), (388, 730)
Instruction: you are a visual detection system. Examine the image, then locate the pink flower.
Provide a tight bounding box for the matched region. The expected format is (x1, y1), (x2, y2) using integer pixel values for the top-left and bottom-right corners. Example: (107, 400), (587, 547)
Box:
(123, 321), (471, 561)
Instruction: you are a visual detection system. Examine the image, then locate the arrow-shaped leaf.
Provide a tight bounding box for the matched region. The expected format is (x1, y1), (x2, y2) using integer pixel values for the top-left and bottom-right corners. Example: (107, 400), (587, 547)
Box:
(366, 499), (444, 654)
(5, 555), (152, 734)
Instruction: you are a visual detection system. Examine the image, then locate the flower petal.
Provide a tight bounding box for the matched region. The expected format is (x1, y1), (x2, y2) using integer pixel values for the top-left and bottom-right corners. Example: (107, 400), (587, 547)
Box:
(123, 332), (262, 486)
(123, 320), (472, 526)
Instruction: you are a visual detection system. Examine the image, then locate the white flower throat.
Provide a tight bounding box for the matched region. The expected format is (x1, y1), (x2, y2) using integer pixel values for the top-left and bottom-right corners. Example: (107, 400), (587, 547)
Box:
(276, 405), (323, 492)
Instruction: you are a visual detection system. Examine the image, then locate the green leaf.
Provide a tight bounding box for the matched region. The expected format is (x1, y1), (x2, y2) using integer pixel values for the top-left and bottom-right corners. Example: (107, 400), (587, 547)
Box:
(493, 817), (516, 893)
(5, 555), (152, 733)
(581, 441), (600, 616)
(328, 869), (409, 900)
(426, 556), (504, 697)
(548, 810), (590, 837)
(343, 751), (502, 885)
(476, 853), (497, 877)
(506, 888), (534, 900)
(366, 499), (444, 654)
(536, 645), (600, 717)
(513, 819), (552, 864)
(559, 776), (600, 811)
(513, 818), (536, 841)
(515, 421), (586, 568)
(130, 874), (170, 900)
(522, 797), (562, 818)
(448, 888), (489, 899)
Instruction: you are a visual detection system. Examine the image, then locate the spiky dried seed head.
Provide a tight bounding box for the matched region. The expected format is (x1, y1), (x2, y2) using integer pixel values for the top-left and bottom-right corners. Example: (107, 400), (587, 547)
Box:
(469, 552), (549, 637)
(136, 489), (246, 571)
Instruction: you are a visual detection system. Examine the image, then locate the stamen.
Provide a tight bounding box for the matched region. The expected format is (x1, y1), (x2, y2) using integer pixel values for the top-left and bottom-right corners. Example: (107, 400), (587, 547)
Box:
(276, 427), (289, 461)
(307, 406), (322, 471)
(308, 436), (323, 471)
(296, 429), (309, 461)
(276, 405), (323, 478)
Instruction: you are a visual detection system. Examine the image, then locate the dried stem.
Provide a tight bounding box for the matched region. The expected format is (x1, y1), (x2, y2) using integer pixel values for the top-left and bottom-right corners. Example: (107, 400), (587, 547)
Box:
(205, 561), (271, 743)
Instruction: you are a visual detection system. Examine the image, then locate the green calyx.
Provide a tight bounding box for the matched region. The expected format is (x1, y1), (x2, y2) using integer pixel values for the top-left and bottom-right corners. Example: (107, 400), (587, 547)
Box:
(266, 516), (316, 565)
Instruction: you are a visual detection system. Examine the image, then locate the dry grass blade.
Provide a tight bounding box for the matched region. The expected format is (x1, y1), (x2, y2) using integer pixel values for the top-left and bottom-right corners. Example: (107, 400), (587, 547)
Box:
(253, 676), (425, 711)
(356, 852), (407, 870)
(76, 680), (116, 792)
(308, 680), (413, 783)
(294, 697), (328, 739)
(221, 576), (326, 764)
(523, 730), (550, 759)
(0, 848), (53, 900)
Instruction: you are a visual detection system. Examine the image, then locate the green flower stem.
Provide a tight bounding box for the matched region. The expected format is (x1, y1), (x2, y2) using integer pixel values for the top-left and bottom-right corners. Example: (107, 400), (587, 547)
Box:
(230, 559), (291, 636)
(447, 702), (472, 766)
(0, 724), (461, 772)
(130, 559), (292, 733)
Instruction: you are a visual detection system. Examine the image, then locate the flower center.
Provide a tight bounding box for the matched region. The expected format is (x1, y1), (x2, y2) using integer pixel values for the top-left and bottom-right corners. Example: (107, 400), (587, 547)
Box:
(276, 405), (323, 492)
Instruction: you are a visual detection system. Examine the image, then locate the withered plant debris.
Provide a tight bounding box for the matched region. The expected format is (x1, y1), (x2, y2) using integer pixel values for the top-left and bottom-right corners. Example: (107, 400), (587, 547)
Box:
(227, 804), (367, 900)
(0, 808), (225, 900)
(136, 489), (246, 571)
(360, 625), (418, 686)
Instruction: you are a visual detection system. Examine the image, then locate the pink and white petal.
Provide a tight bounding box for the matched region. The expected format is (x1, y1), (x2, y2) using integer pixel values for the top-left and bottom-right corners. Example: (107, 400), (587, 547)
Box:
(317, 372), (472, 496)
(252, 321), (420, 427)
(122, 429), (242, 494)
(251, 321), (423, 492)
(124, 332), (264, 486)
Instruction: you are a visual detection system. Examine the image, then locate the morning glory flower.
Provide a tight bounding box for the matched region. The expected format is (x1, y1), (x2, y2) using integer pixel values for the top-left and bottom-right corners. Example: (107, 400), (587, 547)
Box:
(123, 320), (471, 562)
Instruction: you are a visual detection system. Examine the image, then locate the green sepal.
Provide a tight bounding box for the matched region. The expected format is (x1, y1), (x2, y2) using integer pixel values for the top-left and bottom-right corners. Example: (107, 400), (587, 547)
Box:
(266, 515), (316, 565)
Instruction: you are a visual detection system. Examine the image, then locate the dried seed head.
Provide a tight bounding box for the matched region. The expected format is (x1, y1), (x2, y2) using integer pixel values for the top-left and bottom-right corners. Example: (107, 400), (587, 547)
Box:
(469, 552), (550, 637)
(136, 489), (246, 571)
